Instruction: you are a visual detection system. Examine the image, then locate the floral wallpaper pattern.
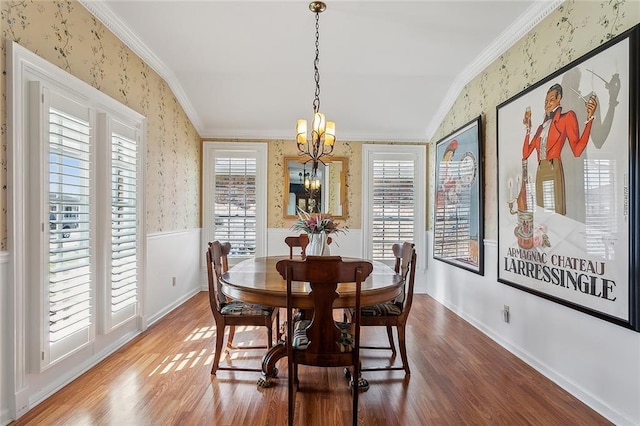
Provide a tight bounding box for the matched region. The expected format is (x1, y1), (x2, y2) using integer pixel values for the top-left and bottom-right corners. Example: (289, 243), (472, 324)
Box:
(327, 160), (342, 215)
(429, 0), (638, 239)
(1, 0), (201, 249)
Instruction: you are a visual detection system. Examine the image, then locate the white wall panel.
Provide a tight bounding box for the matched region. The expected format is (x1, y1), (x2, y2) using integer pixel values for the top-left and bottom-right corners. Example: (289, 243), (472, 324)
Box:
(145, 229), (202, 327)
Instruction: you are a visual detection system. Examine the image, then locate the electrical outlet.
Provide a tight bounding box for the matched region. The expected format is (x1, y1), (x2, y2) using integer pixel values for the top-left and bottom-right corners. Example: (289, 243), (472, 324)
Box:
(502, 305), (510, 323)
(172, 276), (177, 287)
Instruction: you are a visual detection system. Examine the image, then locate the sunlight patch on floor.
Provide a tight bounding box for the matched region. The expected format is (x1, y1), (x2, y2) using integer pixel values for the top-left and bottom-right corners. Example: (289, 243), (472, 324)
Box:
(185, 326), (215, 341)
(148, 325), (266, 375)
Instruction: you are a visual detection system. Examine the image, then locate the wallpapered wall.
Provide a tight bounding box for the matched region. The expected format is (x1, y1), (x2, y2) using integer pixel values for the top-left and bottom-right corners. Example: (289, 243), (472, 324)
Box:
(428, 0), (638, 240)
(0, 0), (201, 249)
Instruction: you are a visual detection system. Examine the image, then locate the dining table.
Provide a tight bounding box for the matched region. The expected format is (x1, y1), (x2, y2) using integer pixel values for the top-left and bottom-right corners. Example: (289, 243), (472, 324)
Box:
(220, 255), (404, 388)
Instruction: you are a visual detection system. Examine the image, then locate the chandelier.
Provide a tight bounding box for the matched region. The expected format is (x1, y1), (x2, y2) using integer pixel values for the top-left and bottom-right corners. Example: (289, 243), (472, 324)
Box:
(299, 166), (321, 190)
(296, 1), (335, 176)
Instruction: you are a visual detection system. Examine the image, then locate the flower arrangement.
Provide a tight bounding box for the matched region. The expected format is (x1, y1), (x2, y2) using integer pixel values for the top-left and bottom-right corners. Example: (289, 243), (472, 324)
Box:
(290, 210), (346, 235)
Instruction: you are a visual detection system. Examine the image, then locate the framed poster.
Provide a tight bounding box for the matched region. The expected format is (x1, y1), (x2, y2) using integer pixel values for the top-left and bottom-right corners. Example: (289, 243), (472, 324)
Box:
(433, 116), (484, 275)
(496, 25), (639, 330)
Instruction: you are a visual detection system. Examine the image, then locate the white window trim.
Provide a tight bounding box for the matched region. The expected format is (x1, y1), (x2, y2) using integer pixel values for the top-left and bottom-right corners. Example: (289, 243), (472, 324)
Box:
(202, 142), (268, 262)
(361, 144), (426, 266)
(7, 41), (146, 378)
(31, 80), (97, 368)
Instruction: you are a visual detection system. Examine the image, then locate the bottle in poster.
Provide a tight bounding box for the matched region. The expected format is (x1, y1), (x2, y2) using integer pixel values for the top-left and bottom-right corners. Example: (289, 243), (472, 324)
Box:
(515, 159), (534, 249)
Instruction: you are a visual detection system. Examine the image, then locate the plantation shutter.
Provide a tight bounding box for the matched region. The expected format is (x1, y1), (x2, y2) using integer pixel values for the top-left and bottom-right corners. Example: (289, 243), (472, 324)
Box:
(213, 157), (257, 256)
(371, 159), (415, 261)
(46, 88), (94, 365)
(109, 120), (139, 328)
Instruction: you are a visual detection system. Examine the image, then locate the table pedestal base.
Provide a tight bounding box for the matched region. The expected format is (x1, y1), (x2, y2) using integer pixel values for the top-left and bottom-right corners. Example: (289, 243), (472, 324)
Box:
(257, 342), (286, 388)
(256, 342), (370, 392)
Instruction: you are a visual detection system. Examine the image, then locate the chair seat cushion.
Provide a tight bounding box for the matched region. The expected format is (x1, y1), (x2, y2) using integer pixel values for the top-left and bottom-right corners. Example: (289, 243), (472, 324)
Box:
(360, 301), (403, 316)
(292, 320), (354, 352)
(220, 301), (273, 316)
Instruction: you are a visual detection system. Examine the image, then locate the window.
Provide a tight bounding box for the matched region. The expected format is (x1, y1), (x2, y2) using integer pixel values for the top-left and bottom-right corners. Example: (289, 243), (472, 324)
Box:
(362, 145), (426, 262)
(214, 157), (257, 256)
(45, 94), (94, 363)
(106, 117), (140, 328)
(10, 42), (145, 371)
(203, 142), (267, 261)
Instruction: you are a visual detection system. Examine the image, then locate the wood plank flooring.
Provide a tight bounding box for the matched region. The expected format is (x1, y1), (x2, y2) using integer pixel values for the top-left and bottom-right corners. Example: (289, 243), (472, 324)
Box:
(11, 293), (611, 425)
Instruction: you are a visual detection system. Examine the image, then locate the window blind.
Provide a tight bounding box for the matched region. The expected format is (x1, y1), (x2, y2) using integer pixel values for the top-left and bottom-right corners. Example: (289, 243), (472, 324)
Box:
(48, 106), (93, 356)
(371, 159), (415, 260)
(214, 157), (257, 256)
(110, 129), (138, 320)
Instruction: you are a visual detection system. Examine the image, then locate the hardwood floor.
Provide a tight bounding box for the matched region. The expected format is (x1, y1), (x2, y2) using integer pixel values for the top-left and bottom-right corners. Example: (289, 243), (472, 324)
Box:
(12, 292), (611, 425)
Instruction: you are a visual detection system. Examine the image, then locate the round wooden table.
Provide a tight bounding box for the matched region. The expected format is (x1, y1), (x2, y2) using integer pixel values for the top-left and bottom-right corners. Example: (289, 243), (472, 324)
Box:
(221, 256), (403, 387)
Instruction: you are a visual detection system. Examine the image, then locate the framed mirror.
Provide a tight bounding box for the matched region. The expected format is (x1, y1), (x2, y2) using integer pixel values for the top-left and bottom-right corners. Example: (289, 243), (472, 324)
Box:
(284, 157), (347, 219)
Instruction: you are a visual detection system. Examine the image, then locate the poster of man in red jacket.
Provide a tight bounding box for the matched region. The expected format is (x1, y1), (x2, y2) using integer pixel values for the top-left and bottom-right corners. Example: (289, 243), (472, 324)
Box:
(521, 83), (598, 215)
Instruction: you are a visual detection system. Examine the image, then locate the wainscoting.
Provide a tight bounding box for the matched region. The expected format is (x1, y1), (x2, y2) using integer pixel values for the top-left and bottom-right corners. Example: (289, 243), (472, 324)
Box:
(145, 229), (202, 327)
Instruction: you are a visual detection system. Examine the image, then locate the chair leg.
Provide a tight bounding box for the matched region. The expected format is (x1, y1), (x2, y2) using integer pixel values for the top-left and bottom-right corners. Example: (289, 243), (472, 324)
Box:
(275, 310), (282, 342)
(211, 323), (225, 375)
(386, 326), (396, 355)
(288, 362), (295, 426)
(226, 326), (236, 350)
(397, 323), (410, 375)
(267, 325), (273, 349)
(352, 361), (360, 426)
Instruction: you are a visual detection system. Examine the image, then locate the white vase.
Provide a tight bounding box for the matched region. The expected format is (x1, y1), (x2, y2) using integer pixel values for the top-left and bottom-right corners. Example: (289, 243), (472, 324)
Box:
(307, 233), (330, 256)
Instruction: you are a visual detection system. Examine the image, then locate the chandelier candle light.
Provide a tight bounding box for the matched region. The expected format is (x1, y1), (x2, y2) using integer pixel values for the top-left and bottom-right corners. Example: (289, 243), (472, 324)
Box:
(296, 1), (335, 177)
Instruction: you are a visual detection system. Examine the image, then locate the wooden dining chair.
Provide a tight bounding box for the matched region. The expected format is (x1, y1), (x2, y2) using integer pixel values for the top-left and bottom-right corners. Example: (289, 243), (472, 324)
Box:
(206, 241), (280, 375)
(276, 256), (373, 426)
(285, 233), (332, 259)
(352, 242), (416, 375)
(284, 233), (309, 259)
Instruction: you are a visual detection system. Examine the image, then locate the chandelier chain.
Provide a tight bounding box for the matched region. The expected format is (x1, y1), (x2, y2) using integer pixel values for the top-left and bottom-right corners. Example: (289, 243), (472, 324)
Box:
(295, 1), (334, 182)
(313, 12), (321, 114)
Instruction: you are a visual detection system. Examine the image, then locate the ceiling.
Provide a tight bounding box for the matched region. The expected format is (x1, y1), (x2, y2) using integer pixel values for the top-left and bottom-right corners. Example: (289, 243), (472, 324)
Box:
(81, 0), (562, 142)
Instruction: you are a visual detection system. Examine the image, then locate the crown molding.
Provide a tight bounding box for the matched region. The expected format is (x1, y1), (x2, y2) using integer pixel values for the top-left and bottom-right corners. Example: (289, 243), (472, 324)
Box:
(78, 0), (203, 132)
(80, 0), (561, 142)
(425, 0), (564, 140)
(201, 128), (425, 144)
